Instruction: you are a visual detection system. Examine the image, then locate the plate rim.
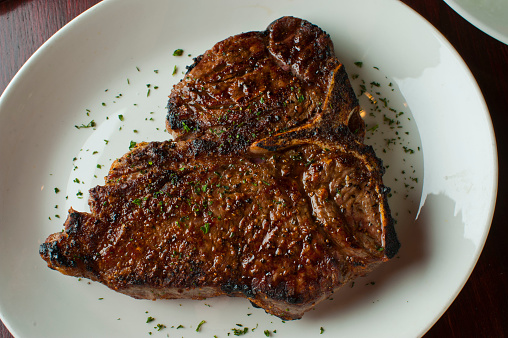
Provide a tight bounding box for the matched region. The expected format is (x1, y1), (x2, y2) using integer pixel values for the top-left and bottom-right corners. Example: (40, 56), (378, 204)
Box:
(443, 0), (508, 45)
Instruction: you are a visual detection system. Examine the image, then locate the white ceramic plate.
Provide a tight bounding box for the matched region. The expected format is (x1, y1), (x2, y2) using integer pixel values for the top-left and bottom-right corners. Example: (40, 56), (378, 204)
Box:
(444, 0), (508, 45)
(0, 0), (497, 337)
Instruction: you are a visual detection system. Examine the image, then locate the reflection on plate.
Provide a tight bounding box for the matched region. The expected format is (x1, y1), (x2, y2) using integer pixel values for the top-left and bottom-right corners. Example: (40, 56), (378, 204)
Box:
(444, 0), (508, 45)
(0, 0), (497, 337)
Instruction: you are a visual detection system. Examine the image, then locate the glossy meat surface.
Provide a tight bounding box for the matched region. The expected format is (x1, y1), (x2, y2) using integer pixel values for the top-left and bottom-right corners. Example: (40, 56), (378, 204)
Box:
(166, 16), (364, 153)
(40, 124), (399, 320)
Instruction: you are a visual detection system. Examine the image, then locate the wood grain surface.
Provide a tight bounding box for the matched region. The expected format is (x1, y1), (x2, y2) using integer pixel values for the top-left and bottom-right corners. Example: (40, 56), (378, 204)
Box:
(1, 0), (507, 337)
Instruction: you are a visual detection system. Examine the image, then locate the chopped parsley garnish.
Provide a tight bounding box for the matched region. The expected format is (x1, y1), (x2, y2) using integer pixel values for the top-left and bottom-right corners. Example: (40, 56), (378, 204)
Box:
(196, 320), (206, 332)
(146, 316), (155, 323)
(172, 65), (178, 75)
(181, 121), (191, 133)
(264, 330), (271, 337)
(173, 49), (184, 56)
(129, 141), (137, 150)
(367, 124), (379, 132)
(231, 327), (249, 336)
(75, 120), (96, 129)
(54, 187), (60, 194)
(354, 61), (363, 68)
(132, 198), (142, 206)
(155, 323), (166, 331)
(201, 223), (210, 234)
(320, 326), (325, 334)
(118, 115), (124, 121)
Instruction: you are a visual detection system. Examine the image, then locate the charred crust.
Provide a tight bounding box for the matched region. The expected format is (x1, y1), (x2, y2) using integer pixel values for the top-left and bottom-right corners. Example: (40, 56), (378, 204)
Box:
(265, 282), (304, 305)
(65, 211), (82, 235)
(166, 99), (200, 134)
(39, 241), (76, 268)
(149, 144), (171, 162)
(384, 220), (401, 259)
(190, 139), (218, 156)
(220, 281), (256, 298)
(217, 136), (251, 155)
(165, 99), (177, 123)
(185, 55), (203, 74)
(155, 169), (182, 187)
(351, 260), (366, 267)
(166, 104), (199, 135)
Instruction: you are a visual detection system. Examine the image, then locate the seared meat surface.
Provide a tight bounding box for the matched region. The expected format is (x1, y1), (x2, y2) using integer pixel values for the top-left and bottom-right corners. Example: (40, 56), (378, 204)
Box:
(40, 124), (398, 320)
(40, 16), (400, 320)
(166, 16), (364, 153)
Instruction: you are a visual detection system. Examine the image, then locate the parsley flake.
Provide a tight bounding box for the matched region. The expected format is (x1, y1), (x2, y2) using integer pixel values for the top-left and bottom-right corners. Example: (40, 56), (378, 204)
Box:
(201, 223), (210, 234)
(75, 120), (96, 129)
(196, 320), (206, 332)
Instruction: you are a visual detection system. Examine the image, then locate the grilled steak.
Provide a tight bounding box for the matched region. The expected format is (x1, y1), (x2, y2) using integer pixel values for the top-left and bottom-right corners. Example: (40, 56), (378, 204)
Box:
(40, 16), (400, 320)
(166, 16), (365, 153)
(40, 123), (398, 320)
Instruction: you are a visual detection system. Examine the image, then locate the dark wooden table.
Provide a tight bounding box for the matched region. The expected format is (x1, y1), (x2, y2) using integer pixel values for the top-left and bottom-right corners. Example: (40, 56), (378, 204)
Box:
(1, 0), (507, 337)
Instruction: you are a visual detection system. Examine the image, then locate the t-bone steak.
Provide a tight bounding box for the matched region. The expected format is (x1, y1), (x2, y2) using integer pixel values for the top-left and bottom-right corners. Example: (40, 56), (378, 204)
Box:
(40, 16), (400, 320)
